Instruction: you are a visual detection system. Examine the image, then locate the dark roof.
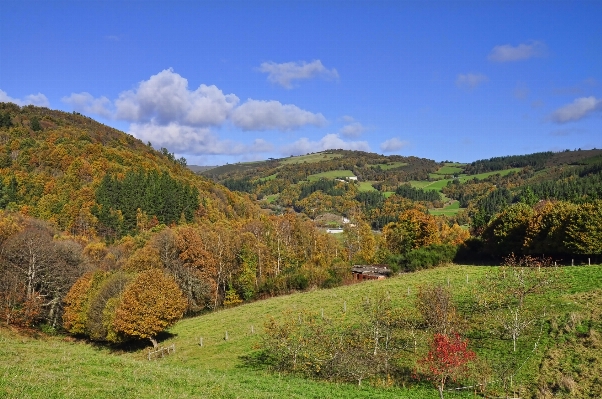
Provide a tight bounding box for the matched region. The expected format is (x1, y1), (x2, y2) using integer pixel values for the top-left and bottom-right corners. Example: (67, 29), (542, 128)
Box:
(351, 264), (392, 276)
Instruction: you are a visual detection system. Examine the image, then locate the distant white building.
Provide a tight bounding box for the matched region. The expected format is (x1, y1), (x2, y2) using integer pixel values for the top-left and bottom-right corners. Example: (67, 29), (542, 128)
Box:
(348, 176), (358, 181)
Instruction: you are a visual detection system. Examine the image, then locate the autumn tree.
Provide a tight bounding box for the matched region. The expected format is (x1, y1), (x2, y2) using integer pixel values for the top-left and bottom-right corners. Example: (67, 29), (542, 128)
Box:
(417, 333), (476, 399)
(481, 202), (533, 256)
(416, 285), (459, 335)
(112, 269), (186, 347)
(1, 220), (85, 327)
(383, 209), (439, 255)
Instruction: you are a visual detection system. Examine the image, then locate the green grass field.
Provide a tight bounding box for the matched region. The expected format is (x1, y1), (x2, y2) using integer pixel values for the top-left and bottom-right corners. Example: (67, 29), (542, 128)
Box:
(429, 200), (462, 216)
(264, 194), (279, 203)
(2, 264), (600, 398)
(371, 162), (408, 170)
(432, 165), (464, 175)
(411, 167), (524, 193)
(358, 181), (377, 191)
(307, 170), (355, 181)
(280, 152), (342, 165)
(258, 173), (278, 182)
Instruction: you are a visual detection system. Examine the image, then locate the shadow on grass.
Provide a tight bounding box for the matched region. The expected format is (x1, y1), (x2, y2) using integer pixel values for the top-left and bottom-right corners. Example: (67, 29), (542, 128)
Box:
(238, 349), (273, 370)
(77, 331), (178, 353)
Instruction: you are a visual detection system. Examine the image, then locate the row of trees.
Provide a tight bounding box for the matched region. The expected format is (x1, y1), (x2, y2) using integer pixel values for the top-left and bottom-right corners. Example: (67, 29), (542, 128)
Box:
(481, 200), (602, 256)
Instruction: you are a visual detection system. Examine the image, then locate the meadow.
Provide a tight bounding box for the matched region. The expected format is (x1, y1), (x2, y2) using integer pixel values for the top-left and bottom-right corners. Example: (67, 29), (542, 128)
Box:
(2, 264), (600, 398)
(306, 170), (355, 181)
(280, 153), (343, 165)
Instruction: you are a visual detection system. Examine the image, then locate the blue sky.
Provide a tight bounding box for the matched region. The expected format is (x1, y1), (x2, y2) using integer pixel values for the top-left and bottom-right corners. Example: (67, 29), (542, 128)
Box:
(1, 1), (601, 165)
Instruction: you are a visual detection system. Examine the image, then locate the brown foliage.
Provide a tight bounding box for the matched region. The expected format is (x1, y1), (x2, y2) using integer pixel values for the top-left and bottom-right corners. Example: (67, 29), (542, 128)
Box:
(112, 269), (186, 346)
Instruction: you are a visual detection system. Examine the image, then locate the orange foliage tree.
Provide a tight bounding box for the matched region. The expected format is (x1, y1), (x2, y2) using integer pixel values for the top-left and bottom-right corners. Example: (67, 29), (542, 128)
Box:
(112, 269), (186, 347)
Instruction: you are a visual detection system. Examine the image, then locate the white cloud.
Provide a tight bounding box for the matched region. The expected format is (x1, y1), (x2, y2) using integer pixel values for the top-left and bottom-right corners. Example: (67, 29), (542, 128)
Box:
(550, 128), (585, 137)
(456, 73), (489, 90)
(0, 89), (49, 107)
(258, 60), (339, 89)
(129, 122), (273, 155)
(340, 115), (355, 123)
(549, 96), (602, 123)
(114, 68), (239, 126)
(339, 122), (367, 138)
(62, 92), (113, 118)
(380, 138), (409, 152)
(513, 83), (530, 100)
(231, 99), (326, 131)
(281, 134), (370, 156)
(488, 41), (547, 62)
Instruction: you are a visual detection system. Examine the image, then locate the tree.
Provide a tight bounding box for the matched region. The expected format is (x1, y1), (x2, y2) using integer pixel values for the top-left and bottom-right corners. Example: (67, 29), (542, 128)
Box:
(382, 209), (439, 255)
(1, 220), (85, 326)
(112, 269), (187, 347)
(417, 333), (476, 399)
(416, 285), (459, 335)
(481, 202), (533, 256)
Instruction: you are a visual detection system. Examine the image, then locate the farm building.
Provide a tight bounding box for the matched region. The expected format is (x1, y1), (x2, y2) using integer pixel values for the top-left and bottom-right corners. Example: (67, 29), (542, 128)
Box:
(351, 265), (392, 281)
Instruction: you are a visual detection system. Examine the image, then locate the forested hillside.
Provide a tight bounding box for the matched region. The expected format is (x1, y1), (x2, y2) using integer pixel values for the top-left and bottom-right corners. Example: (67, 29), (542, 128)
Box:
(0, 103), (346, 344)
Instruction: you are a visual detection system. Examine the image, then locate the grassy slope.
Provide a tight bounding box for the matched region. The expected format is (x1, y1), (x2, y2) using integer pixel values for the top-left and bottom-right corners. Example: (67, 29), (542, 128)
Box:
(3, 264), (601, 398)
(280, 152), (343, 165)
(306, 170), (355, 181)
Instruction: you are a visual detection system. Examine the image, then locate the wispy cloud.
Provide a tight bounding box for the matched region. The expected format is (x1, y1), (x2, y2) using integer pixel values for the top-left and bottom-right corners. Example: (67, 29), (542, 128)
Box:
(456, 73), (489, 90)
(258, 60), (339, 89)
(513, 83), (530, 100)
(62, 92), (113, 118)
(339, 122), (367, 138)
(549, 96), (602, 123)
(488, 41), (547, 62)
(281, 134), (369, 156)
(380, 137), (409, 152)
(130, 122), (273, 156)
(231, 99), (326, 131)
(550, 127), (585, 137)
(0, 89), (49, 107)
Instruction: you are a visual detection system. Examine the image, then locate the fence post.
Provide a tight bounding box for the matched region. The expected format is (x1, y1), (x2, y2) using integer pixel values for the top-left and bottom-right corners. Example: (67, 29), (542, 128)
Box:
(343, 301), (347, 313)
(199, 337), (203, 347)
(225, 331), (228, 341)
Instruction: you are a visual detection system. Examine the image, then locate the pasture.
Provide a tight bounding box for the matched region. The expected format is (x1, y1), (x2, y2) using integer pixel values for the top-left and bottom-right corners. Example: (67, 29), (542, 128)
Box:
(280, 152), (343, 165)
(307, 170), (355, 181)
(2, 264), (601, 398)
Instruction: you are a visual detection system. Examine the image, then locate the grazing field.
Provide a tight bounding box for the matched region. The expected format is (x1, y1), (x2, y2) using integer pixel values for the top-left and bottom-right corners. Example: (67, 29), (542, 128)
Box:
(429, 200), (462, 216)
(264, 194), (279, 203)
(432, 165), (464, 175)
(280, 152), (343, 165)
(412, 167), (524, 193)
(358, 181), (377, 191)
(2, 264), (600, 399)
(307, 170), (355, 181)
(371, 162), (408, 170)
(410, 179), (450, 191)
(258, 173), (278, 181)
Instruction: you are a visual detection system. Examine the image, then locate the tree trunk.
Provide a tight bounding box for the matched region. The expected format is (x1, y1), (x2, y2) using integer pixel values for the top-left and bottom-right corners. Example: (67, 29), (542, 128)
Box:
(438, 385), (445, 399)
